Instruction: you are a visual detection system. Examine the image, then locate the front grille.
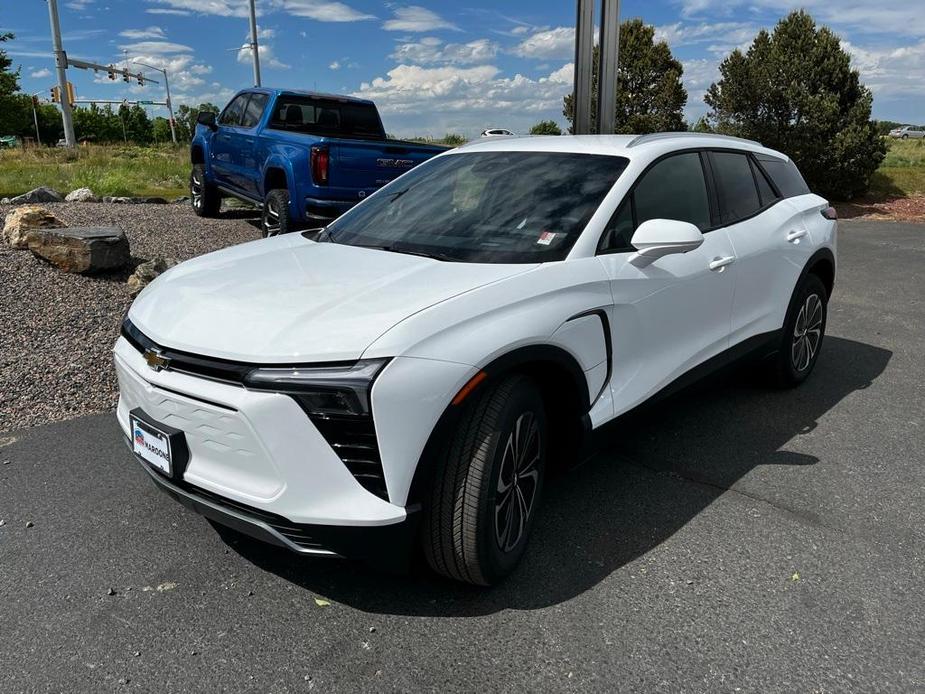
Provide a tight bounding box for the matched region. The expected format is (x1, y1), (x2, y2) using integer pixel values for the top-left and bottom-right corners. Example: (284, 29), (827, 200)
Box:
(306, 412), (389, 501)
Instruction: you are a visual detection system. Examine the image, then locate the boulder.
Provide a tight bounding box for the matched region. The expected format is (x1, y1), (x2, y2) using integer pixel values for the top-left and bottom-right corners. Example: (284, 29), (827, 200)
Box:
(1, 198), (10, 205)
(140, 197), (168, 204)
(26, 226), (130, 274)
(128, 257), (180, 294)
(3, 205), (66, 249)
(65, 187), (99, 203)
(9, 187), (64, 204)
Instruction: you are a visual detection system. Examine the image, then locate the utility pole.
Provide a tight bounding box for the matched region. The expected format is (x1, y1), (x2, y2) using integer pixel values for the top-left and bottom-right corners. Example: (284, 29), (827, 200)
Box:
(46, 0), (76, 147)
(597, 0), (621, 134)
(572, 0), (594, 135)
(248, 0), (261, 86)
(134, 61), (178, 144)
(30, 92), (43, 145)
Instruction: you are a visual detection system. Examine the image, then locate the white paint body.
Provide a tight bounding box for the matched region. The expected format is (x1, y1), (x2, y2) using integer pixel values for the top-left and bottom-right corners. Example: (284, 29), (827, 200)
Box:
(115, 134), (836, 528)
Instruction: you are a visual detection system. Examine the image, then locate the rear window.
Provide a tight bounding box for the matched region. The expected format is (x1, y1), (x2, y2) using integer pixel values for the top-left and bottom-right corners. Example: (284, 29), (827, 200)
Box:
(710, 151), (762, 224)
(268, 95), (385, 139)
(755, 154), (811, 198)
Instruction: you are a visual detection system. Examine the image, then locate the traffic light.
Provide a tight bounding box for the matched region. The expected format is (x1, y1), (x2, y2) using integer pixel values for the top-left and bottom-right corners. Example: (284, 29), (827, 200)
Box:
(65, 81), (76, 106)
(108, 65), (116, 80)
(51, 86), (61, 103)
(123, 71), (130, 83)
(137, 73), (145, 86)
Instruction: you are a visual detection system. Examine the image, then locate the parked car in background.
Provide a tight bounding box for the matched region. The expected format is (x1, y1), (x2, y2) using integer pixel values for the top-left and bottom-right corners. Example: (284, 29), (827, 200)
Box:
(0, 135), (19, 149)
(481, 128), (516, 137)
(118, 132), (836, 586)
(190, 89), (448, 235)
(889, 125), (925, 139)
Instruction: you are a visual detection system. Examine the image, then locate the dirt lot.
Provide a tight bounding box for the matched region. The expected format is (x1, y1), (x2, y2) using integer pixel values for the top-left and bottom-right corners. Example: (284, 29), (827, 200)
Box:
(0, 202), (261, 432)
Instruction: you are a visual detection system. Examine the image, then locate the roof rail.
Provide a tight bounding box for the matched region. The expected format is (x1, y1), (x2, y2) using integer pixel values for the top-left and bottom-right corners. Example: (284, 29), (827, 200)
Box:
(626, 132), (762, 148)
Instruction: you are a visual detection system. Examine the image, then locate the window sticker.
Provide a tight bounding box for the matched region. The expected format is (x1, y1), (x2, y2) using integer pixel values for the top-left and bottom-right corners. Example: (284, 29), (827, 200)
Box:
(537, 231), (557, 245)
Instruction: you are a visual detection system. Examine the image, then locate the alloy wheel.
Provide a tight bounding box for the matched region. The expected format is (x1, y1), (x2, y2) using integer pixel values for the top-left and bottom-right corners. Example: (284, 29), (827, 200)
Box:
(190, 175), (202, 210)
(263, 200), (280, 236)
(791, 293), (823, 372)
(494, 411), (541, 553)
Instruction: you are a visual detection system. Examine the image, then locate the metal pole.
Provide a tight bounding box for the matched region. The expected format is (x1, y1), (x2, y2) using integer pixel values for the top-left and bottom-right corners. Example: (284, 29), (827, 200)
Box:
(597, 0), (621, 135)
(163, 71), (177, 144)
(573, 0), (594, 135)
(31, 95), (43, 146)
(46, 0), (76, 147)
(248, 0), (261, 87)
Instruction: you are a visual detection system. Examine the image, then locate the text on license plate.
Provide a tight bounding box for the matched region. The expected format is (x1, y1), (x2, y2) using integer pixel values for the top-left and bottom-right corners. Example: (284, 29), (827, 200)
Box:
(131, 416), (172, 475)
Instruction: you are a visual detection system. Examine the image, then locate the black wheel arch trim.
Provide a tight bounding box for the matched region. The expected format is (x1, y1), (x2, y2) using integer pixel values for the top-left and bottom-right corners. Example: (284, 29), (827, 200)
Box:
(799, 247), (836, 299)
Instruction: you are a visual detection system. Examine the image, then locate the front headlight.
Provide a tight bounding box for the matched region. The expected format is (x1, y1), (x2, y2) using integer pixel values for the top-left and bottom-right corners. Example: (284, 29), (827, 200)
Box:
(243, 358), (389, 416)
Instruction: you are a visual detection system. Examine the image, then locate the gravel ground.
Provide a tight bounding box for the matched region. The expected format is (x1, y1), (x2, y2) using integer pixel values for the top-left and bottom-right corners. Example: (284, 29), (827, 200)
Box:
(0, 201), (262, 432)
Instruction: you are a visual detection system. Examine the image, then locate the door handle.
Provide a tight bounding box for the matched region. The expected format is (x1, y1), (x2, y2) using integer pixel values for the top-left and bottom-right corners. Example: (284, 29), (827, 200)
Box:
(709, 256), (736, 272)
(787, 229), (807, 243)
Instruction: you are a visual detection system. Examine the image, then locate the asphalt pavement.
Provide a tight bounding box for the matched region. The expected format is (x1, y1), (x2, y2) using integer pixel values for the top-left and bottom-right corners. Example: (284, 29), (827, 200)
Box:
(1, 220), (923, 692)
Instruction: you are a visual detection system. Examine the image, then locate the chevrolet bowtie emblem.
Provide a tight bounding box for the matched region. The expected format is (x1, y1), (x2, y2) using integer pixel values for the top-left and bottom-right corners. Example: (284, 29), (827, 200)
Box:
(144, 348), (170, 372)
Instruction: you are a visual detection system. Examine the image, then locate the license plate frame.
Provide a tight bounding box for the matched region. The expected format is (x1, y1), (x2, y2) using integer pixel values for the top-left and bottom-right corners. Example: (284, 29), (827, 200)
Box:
(130, 414), (173, 476)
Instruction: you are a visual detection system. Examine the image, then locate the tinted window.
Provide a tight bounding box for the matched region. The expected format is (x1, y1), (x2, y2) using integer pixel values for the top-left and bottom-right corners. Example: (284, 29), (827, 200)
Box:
(756, 155), (810, 197)
(218, 94), (248, 126)
(268, 95), (385, 139)
(750, 157), (779, 207)
(599, 200), (634, 253)
(711, 151), (762, 224)
(241, 93), (269, 128)
(634, 152), (711, 231)
(326, 152), (628, 263)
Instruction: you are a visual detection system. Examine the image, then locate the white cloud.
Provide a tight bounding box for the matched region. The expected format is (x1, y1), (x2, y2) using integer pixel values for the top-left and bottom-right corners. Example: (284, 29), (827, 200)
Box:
(147, 0), (253, 18)
(844, 39), (925, 97)
(512, 26), (575, 60)
(655, 21), (758, 55)
(391, 37), (499, 65)
(65, 0), (94, 10)
(146, 8), (192, 15)
(30, 68), (52, 79)
(275, 0), (375, 22)
(329, 61), (341, 70)
(383, 6), (458, 32)
(119, 26), (167, 40)
(120, 41), (195, 54)
(237, 42), (291, 70)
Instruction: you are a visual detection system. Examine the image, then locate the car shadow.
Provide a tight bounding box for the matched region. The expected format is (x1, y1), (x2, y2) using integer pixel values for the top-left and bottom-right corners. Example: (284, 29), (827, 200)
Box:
(220, 336), (891, 614)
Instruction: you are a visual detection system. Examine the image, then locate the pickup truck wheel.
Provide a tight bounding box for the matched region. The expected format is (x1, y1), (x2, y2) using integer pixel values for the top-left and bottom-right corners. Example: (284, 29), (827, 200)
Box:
(262, 189), (293, 237)
(423, 374), (547, 586)
(190, 164), (220, 217)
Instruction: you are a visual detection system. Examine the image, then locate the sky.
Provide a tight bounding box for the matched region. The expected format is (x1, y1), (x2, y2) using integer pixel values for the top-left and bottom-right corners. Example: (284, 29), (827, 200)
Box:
(2, 0), (923, 138)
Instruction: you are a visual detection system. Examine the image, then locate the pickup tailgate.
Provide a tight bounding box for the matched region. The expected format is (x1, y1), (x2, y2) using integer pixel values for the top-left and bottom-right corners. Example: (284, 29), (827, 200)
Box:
(328, 139), (446, 190)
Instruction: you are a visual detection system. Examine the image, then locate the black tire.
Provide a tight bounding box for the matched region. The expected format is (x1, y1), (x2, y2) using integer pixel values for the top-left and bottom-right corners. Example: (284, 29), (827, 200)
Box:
(190, 164), (220, 217)
(766, 273), (828, 387)
(901, 134), (909, 140)
(262, 189), (293, 237)
(423, 374), (547, 586)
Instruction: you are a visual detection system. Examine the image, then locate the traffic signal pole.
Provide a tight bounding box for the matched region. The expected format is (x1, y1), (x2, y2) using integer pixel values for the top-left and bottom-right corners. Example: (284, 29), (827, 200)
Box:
(133, 61), (177, 144)
(46, 0), (76, 147)
(30, 93), (43, 145)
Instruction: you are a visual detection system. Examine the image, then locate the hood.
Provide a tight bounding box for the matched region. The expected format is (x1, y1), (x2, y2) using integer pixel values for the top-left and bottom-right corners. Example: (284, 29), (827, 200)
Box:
(129, 235), (534, 363)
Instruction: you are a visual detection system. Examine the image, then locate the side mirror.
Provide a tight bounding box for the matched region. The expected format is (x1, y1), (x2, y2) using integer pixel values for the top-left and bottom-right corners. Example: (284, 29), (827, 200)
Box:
(630, 218), (704, 267)
(196, 111), (217, 130)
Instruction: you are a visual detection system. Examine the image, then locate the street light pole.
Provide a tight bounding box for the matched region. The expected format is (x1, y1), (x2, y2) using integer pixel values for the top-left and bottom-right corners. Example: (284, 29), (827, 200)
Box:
(248, 0), (262, 87)
(597, 0), (621, 134)
(30, 92), (43, 146)
(46, 0), (76, 147)
(133, 61), (178, 144)
(573, 0), (594, 135)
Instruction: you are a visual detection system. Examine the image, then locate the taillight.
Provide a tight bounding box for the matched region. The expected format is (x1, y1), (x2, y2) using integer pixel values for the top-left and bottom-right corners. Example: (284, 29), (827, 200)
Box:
(310, 146), (329, 186)
(821, 206), (837, 221)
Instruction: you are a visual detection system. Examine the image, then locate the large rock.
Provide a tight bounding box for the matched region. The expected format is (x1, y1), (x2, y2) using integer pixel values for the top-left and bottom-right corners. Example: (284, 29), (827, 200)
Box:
(9, 187), (64, 204)
(3, 205), (66, 249)
(65, 187), (99, 203)
(128, 257), (179, 294)
(26, 226), (130, 274)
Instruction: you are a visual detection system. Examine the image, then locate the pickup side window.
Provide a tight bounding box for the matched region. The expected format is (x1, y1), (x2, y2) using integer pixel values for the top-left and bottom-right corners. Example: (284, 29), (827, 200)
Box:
(241, 93), (269, 128)
(268, 95), (385, 139)
(218, 94), (248, 126)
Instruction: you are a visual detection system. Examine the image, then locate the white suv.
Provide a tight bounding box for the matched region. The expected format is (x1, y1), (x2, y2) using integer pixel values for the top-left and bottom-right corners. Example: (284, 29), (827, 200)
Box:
(115, 133), (836, 585)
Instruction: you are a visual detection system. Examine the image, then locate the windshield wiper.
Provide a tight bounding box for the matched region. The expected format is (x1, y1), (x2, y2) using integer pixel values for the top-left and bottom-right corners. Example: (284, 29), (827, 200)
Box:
(354, 243), (457, 262)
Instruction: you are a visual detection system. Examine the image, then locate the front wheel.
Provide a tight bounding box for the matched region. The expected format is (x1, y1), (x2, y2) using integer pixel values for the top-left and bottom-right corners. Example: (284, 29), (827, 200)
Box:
(423, 374), (547, 586)
(766, 273), (828, 387)
(190, 164), (220, 217)
(262, 189), (293, 237)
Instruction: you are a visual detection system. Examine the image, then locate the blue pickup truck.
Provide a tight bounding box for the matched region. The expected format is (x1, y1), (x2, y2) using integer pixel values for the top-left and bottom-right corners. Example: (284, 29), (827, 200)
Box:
(190, 88), (448, 235)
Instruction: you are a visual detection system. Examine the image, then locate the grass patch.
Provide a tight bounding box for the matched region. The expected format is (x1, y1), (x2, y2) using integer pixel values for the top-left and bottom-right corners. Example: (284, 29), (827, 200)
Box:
(870, 138), (925, 198)
(0, 144), (189, 199)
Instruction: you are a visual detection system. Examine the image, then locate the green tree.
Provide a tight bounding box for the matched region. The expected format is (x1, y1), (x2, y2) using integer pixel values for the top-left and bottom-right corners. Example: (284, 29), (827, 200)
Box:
(529, 120), (562, 135)
(0, 31), (19, 97)
(703, 11), (885, 200)
(563, 19), (687, 134)
(175, 102), (219, 141)
(152, 116), (173, 143)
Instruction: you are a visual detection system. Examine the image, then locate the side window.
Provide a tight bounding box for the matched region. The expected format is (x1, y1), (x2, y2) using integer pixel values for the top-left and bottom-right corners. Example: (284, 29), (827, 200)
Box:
(218, 94), (248, 126)
(755, 154), (810, 198)
(750, 156), (779, 207)
(710, 151), (762, 224)
(634, 152), (711, 231)
(240, 93), (269, 128)
(599, 200), (634, 253)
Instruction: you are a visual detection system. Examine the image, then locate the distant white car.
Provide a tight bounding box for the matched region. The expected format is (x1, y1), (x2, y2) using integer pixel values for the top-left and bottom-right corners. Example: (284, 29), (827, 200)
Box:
(481, 128), (515, 137)
(889, 125), (924, 139)
(116, 132), (837, 585)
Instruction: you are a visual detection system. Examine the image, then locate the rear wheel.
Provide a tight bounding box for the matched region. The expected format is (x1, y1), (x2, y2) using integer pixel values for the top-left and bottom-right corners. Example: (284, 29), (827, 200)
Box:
(190, 164), (220, 217)
(766, 273), (827, 387)
(262, 189), (293, 237)
(423, 374), (546, 586)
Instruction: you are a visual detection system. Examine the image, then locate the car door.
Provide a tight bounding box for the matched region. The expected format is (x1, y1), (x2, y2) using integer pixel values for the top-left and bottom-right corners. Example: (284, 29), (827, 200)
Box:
(714, 151), (817, 342)
(596, 151), (737, 415)
(236, 92), (270, 198)
(210, 93), (249, 192)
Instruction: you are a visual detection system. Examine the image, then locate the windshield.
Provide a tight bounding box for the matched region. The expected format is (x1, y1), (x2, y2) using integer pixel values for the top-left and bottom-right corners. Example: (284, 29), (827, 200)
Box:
(324, 151), (629, 263)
